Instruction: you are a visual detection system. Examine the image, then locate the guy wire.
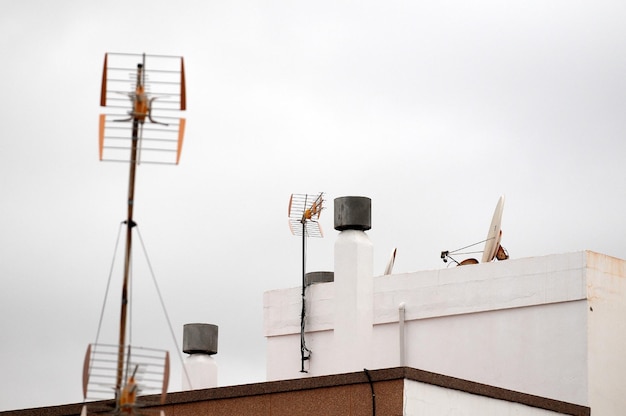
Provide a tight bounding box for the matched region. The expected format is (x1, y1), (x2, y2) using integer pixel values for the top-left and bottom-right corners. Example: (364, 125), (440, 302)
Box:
(93, 222), (124, 346)
(135, 226), (192, 389)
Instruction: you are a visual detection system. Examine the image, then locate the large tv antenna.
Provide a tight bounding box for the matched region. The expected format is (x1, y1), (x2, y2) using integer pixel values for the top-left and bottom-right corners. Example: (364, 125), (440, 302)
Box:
(441, 195), (509, 266)
(98, 52), (186, 165)
(288, 192), (324, 373)
(83, 52), (187, 416)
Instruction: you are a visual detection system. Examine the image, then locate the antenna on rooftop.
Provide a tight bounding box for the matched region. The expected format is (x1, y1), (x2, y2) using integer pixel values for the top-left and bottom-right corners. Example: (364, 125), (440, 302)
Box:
(441, 195), (509, 266)
(83, 52), (187, 416)
(99, 52), (186, 165)
(288, 192), (324, 373)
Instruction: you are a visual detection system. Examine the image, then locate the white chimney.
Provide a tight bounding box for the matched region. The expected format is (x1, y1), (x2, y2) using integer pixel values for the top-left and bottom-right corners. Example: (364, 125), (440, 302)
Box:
(333, 196), (374, 373)
(182, 323), (218, 390)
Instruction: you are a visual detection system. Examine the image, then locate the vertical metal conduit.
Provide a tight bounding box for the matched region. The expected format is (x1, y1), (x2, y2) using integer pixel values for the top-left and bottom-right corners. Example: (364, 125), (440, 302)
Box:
(399, 302), (406, 367)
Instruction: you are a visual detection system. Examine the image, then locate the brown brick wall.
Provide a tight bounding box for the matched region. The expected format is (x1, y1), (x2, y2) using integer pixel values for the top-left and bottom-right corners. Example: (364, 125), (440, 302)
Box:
(159, 379), (403, 416)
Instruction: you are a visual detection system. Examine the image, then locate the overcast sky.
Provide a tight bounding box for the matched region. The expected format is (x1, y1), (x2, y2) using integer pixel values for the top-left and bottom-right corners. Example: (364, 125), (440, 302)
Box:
(1, 0), (626, 411)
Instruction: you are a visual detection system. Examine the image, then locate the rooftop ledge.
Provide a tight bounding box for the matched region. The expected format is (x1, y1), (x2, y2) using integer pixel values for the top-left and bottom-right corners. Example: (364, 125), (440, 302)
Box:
(264, 251), (623, 336)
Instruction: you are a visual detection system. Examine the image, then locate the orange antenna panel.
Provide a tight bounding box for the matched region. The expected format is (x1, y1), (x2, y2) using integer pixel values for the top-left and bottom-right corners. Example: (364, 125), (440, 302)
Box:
(98, 52), (187, 165)
(288, 193), (325, 238)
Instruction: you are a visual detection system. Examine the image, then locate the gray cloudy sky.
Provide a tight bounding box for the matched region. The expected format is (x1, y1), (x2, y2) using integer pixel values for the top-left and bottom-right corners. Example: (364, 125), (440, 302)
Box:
(1, 0), (625, 411)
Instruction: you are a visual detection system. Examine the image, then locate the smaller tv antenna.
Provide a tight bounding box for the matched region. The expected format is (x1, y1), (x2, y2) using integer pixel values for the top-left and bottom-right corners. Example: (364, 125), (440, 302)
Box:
(441, 195), (509, 266)
(288, 192), (324, 373)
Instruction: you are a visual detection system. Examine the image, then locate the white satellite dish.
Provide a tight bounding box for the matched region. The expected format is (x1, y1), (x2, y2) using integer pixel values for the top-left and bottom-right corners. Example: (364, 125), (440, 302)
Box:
(384, 248), (397, 275)
(440, 195), (509, 265)
(481, 195), (506, 263)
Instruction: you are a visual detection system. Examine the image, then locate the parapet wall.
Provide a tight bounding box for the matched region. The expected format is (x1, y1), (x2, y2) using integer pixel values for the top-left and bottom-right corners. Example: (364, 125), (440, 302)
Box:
(264, 250), (626, 409)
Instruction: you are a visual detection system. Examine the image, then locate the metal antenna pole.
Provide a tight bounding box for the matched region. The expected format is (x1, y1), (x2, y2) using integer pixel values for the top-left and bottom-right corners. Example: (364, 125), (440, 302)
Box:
(116, 61), (143, 394)
(116, 117), (139, 393)
(300, 221), (307, 372)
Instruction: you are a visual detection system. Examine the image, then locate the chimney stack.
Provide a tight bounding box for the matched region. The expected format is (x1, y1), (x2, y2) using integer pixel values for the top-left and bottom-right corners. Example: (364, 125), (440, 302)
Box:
(182, 323), (218, 390)
(333, 196), (373, 373)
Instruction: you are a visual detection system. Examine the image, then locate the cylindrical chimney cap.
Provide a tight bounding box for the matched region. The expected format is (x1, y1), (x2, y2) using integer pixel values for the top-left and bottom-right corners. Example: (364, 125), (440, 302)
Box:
(183, 323), (218, 355)
(334, 196), (371, 231)
(305, 271), (334, 286)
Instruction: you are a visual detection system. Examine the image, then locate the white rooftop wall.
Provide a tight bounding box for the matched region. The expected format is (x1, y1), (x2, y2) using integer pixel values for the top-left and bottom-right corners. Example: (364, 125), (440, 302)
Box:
(585, 252), (626, 415)
(403, 380), (567, 416)
(264, 250), (626, 411)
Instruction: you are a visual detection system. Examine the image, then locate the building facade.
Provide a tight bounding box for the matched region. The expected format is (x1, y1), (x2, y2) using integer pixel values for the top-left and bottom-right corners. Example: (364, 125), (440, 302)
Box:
(264, 199), (626, 415)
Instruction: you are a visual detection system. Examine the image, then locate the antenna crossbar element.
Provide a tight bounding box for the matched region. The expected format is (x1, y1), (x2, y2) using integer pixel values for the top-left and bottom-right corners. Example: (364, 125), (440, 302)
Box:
(99, 52), (187, 165)
(288, 193), (324, 238)
(82, 343), (170, 405)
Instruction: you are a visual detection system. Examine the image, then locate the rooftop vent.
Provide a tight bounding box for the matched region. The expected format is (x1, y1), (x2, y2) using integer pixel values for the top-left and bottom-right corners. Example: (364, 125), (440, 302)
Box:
(305, 271), (334, 286)
(182, 323), (218, 390)
(334, 196), (371, 231)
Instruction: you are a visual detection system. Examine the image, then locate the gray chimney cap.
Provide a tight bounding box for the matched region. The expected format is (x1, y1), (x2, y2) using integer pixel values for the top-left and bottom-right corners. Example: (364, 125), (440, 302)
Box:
(305, 271), (334, 286)
(334, 196), (371, 231)
(183, 323), (218, 355)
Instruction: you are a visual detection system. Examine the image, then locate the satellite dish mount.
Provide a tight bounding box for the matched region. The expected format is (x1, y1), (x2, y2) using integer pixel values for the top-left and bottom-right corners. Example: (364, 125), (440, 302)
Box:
(441, 195), (509, 266)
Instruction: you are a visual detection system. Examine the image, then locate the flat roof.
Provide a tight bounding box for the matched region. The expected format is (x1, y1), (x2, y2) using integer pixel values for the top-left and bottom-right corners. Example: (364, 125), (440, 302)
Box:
(1, 367), (589, 416)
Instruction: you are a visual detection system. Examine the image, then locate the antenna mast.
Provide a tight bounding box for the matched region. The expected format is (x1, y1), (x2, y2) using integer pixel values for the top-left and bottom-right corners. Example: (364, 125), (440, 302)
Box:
(97, 52), (187, 401)
(116, 59), (142, 392)
(288, 192), (324, 373)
